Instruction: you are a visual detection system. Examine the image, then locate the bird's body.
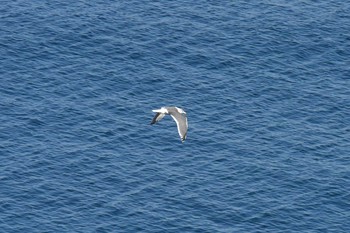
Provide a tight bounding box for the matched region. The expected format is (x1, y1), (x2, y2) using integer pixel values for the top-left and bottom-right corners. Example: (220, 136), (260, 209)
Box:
(151, 107), (188, 142)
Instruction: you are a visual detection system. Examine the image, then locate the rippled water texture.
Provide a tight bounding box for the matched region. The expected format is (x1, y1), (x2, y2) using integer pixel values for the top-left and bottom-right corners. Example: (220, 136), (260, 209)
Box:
(1, 1), (350, 232)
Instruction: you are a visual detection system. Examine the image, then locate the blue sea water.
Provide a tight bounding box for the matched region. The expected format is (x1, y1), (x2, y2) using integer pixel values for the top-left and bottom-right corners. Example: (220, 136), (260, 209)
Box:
(1, 0), (350, 232)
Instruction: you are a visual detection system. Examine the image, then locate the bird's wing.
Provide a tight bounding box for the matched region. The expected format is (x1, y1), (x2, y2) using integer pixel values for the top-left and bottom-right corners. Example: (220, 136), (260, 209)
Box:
(170, 112), (188, 142)
(150, 112), (165, 125)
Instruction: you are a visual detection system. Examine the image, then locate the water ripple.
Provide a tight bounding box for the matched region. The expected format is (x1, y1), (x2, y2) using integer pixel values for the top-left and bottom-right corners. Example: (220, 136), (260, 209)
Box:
(1, 0), (350, 232)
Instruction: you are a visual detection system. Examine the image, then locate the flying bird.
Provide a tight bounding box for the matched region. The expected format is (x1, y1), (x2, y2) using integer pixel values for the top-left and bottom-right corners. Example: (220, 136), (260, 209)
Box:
(151, 107), (188, 142)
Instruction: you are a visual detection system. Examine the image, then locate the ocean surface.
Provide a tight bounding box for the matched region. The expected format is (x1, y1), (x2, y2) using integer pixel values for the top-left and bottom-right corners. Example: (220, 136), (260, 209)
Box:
(1, 1), (350, 232)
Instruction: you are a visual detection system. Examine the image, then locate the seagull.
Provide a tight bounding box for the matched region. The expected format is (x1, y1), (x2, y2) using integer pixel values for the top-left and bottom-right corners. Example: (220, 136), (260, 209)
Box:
(151, 107), (188, 142)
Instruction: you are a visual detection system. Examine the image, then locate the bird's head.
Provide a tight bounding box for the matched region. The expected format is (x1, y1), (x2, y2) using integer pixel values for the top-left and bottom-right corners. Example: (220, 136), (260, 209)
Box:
(176, 107), (186, 114)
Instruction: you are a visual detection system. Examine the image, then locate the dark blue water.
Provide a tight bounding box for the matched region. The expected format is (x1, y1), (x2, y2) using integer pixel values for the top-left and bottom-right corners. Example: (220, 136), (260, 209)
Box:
(1, 1), (350, 232)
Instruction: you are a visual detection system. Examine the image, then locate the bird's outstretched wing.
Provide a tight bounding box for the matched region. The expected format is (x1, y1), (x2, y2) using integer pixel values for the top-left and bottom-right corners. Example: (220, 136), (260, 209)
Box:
(170, 112), (188, 142)
(150, 113), (165, 125)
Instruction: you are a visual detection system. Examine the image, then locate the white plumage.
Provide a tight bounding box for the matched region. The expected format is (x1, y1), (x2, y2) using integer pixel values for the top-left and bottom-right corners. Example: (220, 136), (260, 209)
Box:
(151, 107), (188, 142)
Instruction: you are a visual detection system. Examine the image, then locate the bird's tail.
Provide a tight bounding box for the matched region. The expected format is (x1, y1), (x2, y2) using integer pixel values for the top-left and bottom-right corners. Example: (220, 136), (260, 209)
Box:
(152, 107), (168, 114)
